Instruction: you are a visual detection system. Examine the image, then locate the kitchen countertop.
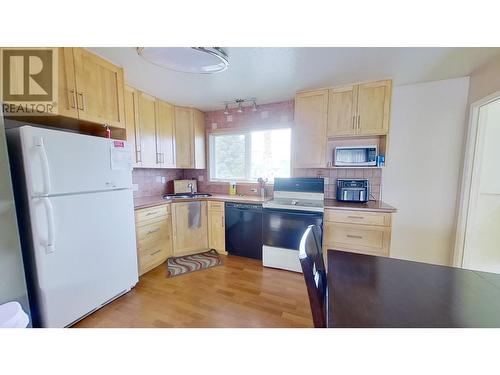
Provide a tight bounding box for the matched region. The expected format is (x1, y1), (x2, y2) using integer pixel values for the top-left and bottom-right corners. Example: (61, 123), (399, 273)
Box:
(135, 195), (396, 212)
(323, 199), (397, 213)
(134, 194), (271, 210)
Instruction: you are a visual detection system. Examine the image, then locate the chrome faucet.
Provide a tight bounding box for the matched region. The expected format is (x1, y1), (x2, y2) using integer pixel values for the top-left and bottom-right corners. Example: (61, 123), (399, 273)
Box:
(187, 182), (194, 194)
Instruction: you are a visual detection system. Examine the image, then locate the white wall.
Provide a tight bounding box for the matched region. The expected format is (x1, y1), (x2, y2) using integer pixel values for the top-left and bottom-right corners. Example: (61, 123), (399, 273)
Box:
(383, 77), (470, 266)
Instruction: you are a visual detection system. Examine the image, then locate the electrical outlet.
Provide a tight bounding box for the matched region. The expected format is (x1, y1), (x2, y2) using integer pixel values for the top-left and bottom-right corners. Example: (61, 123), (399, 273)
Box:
(155, 176), (162, 183)
(198, 175), (204, 182)
(161, 177), (166, 184)
(323, 177), (329, 185)
(261, 110), (269, 119)
(226, 115), (233, 122)
(212, 123), (218, 129)
(132, 184), (139, 192)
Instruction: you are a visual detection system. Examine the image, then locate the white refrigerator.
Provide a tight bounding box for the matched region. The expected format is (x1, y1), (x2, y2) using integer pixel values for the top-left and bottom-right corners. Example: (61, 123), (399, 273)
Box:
(7, 125), (138, 328)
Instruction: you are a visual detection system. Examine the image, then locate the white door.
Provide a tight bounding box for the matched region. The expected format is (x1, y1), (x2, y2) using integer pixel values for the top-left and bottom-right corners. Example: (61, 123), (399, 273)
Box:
(29, 189), (138, 327)
(19, 126), (132, 196)
(463, 98), (500, 274)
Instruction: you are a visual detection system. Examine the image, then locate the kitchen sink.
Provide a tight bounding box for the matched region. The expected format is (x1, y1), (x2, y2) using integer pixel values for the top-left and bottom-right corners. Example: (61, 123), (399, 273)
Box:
(162, 193), (212, 200)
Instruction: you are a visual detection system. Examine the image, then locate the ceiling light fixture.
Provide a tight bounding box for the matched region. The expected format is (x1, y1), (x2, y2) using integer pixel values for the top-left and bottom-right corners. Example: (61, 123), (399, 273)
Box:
(223, 98), (258, 114)
(137, 47), (229, 74)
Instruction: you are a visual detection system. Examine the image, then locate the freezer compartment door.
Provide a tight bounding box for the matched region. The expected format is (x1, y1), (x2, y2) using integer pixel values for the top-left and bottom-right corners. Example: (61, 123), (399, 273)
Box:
(29, 189), (138, 327)
(19, 126), (132, 196)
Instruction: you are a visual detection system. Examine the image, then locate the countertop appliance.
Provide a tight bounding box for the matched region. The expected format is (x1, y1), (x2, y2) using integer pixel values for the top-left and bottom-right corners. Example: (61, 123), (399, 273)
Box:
(334, 145), (377, 167)
(225, 202), (263, 259)
(262, 178), (324, 272)
(336, 179), (370, 202)
(7, 125), (138, 327)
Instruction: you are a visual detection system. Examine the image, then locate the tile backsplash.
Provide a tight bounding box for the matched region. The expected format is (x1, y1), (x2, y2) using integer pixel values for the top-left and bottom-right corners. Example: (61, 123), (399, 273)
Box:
(133, 99), (384, 201)
(132, 168), (183, 198)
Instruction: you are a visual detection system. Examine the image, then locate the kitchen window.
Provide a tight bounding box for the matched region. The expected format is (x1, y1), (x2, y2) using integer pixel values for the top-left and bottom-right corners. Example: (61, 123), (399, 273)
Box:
(209, 128), (291, 182)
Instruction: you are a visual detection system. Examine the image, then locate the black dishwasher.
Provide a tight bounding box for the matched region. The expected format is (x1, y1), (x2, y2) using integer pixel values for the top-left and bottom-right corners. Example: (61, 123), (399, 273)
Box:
(225, 202), (263, 259)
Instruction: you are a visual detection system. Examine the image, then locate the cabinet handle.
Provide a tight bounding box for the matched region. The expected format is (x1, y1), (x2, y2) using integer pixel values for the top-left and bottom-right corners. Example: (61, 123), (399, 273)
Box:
(347, 216), (364, 219)
(136, 150), (142, 163)
(147, 228), (160, 235)
(357, 115), (361, 130)
(347, 234), (362, 239)
(146, 211), (159, 216)
(150, 249), (162, 256)
(161, 153), (165, 163)
(222, 217), (224, 228)
(352, 115), (356, 130)
(77, 92), (85, 111)
(69, 90), (76, 109)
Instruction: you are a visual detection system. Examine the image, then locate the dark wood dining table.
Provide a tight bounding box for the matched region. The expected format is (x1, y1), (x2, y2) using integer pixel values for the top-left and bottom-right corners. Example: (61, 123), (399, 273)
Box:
(326, 250), (500, 328)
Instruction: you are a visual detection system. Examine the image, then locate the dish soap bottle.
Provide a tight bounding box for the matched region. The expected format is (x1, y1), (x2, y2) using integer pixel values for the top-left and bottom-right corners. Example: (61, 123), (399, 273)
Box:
(229, 181), (237, 195)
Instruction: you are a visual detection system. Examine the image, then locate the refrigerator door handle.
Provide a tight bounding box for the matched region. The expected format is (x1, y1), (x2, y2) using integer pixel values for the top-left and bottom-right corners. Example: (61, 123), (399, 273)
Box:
(41, 197), (56, 253)
(34, 137), (51, 195)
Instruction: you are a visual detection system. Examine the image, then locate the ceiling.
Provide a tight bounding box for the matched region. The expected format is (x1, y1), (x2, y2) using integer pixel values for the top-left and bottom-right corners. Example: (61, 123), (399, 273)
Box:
(89, 47), (500, 111)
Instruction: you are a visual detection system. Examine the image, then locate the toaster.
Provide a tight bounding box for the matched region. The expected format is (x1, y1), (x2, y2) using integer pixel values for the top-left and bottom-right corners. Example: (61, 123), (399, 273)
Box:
(336, 179), (370, 202)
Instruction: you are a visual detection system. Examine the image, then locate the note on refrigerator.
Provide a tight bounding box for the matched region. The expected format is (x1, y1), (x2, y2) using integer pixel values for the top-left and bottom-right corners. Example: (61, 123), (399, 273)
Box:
(110, 140), (132, 170)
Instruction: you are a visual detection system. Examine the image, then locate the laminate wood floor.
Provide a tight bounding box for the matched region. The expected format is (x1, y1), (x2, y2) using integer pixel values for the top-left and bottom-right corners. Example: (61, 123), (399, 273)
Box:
(74, 254), (314, 328)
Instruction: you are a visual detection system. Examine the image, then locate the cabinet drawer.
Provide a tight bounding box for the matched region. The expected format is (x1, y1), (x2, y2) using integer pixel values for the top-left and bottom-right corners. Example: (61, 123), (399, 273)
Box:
(324, 222), (391, 256)
(208, 201), (224, 211)
(137, 220), (170, 247)
(325, 209), (391, 227)
(135, 204), (170, 224)
(138, 245), (167, 273)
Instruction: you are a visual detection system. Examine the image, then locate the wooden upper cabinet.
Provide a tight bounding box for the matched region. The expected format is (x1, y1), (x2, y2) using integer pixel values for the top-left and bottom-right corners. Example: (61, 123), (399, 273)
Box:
(293, 90), (329, 168)
(193, 109), (206, 169)
(155, 100), (175, 168)
(124, 85), (141, 166)
(57, 48), (79, 119)
(72, 48), (126, 128)
(138, 92), (158, 168)
(327, 85), (358, 137)
(174, 106), (194, 168)
(356, 80), (392, 136)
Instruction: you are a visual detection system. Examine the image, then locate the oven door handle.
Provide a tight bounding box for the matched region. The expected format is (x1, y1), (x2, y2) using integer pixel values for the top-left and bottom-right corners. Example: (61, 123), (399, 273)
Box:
(263, 208), (323, 217)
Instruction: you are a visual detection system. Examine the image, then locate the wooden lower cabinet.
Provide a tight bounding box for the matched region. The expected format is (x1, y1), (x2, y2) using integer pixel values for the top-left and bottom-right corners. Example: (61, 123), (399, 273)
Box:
(135, 204), (173, 276)
(323, 209), (392, 260)
(171, 201), (208, 256)
(208, 201), (226, 254)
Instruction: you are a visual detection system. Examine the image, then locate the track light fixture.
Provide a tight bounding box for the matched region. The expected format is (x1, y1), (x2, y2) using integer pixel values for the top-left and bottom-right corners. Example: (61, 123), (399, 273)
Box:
(222, 98), (258, 114)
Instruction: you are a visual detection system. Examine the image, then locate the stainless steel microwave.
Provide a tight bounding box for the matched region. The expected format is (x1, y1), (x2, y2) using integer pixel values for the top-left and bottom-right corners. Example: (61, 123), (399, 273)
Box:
(334, 146), (377, 167)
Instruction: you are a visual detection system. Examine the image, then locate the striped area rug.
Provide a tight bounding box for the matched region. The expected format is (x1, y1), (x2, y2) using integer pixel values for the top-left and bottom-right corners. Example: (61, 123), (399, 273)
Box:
(167, 249), (222, 277)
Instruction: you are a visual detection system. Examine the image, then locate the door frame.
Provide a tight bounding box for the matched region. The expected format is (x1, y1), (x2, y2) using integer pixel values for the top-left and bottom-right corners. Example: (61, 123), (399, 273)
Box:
(453, 90), (500, 267)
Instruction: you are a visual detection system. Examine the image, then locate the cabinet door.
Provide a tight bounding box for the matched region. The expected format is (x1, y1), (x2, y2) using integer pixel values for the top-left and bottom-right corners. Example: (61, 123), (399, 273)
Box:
(73, 48), (126, 128)
(155, 100), (175, 168)
(174, 106), (194, 168)
(138, 92), (159, 168)
(57, 48), (79, 119)
(327, 85), (358, 137)
(171, 202), (208, 256)
(193, 109), (206, 169)
(356, 80), (392, 135)
(208, 207), (225, 253)
(124, 85), (141, 166)
(293, 90), (328, 168)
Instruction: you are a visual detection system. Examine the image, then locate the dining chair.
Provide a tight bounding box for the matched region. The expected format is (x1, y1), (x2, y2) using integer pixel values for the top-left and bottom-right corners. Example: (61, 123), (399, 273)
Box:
(299, 224), (327, 328)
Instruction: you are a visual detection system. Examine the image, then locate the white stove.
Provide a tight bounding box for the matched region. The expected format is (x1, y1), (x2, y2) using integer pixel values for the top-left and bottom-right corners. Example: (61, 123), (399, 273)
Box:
(262, 178), (325, 272)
